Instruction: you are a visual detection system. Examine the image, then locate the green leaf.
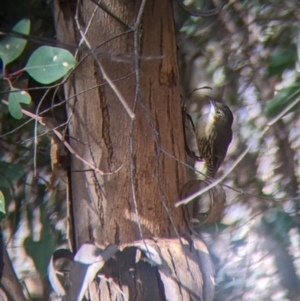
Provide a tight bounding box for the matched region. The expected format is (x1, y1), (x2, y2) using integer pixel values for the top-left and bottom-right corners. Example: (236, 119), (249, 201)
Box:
(25, 46), (77, 84)
(8, 87), (31, 119)
(265, 83), (300, 117)
(0, 191), (6, 219)
(267, 47), (296, 76)
(0, 19), (31, 67)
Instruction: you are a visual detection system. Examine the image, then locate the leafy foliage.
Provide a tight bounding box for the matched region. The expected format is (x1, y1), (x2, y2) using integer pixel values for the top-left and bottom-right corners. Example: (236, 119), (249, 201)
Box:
(0, 18), (76, 119)
(178, 1), (300, 300)
(0, 8), (69, 299)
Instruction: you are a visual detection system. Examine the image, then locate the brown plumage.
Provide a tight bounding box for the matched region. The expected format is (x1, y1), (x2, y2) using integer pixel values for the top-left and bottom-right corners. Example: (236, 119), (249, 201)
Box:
(195, 97), (233, 178)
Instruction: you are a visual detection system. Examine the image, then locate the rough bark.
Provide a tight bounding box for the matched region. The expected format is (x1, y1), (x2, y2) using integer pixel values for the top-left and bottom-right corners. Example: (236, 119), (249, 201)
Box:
(54, 0), (187, 250)
(54, 0), (214, 300)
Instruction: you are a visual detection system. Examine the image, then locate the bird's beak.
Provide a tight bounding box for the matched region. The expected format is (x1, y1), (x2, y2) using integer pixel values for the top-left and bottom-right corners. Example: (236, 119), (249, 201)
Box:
(208, 97), (216, 118)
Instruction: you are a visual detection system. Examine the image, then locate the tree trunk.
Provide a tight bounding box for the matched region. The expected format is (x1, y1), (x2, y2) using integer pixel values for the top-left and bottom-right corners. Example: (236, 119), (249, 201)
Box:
(54, 0), (214, 300)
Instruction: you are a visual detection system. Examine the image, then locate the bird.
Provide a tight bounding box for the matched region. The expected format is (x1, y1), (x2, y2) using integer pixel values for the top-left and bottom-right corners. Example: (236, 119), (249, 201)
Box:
(195, 96), (233, 178)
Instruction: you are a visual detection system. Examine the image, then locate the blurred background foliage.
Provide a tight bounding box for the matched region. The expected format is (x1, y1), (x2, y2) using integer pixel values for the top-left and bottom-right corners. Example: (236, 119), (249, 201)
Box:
(0, 0), (300, 300)
(176, 1), (300, 300)
(0, 0), (67, 299)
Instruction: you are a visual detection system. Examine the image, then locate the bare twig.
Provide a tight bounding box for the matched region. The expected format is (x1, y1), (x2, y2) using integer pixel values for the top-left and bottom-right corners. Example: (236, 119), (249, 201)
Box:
(73, 1), (135, 119)
(176, 95), (300, 207)
(89, 0), (131, 29)
(96, 61), (135, 119)
(1, 99), (122, 176)
(0, 72), (135, 139)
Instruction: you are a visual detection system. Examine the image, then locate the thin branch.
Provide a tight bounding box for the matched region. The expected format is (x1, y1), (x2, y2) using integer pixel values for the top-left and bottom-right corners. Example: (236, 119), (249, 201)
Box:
(89, 0), (131, 29)
(0, 30), (84, 51)
(33, 87), (52, 176)
(73, 3), (135, 119)
(1, 100), (122, 176)
(96, 61), (135, 119)
(0, 72), (135, 139)
(161, 146), (298, 203)
(75, 0), (100, 58)
(128, 0), (150, 254)
(176, 95), (300, 207)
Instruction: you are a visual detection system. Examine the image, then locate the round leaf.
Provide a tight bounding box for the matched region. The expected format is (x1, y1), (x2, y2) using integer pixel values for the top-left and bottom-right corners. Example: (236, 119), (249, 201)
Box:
(0, 19), (31, 66)
(0, 191), (6, 220)
(25, 46), (77, 84)
(8, 87), (31, 119)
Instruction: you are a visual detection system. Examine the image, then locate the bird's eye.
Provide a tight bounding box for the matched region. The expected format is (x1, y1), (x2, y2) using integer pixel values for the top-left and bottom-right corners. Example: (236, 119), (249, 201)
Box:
(216, 110), (221, 115)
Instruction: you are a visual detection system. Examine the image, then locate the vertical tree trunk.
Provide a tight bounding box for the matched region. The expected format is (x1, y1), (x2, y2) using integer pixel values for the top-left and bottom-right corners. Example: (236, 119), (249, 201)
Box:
(54, 0), (187, 248)
(54, 1), (214, 300)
